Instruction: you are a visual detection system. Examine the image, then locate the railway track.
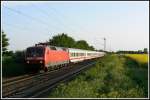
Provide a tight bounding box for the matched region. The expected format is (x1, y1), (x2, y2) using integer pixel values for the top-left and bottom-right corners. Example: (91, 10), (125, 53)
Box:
(2, 66), (69, 97)
(32, 61), (96, 98)
(2, 59), (97, 98)
(3, 74), (35, 84)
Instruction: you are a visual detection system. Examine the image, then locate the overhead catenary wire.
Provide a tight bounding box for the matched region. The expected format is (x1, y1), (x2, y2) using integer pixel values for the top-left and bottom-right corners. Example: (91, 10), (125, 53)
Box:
(2, 6), (59, 45)
(29, 3), (99, 46)
(30, 3), (73, 34)
(2, 10), (52, 34)
(31, 3), (80, 35)
(2, 12), (58, 40)
(92, 37), (107, 50)
(4, 4), (102, 41)
(2, 5), (81, 45)
(2, 24), (50, 50)
(48, 7), (107, 49)
(2, 16), (54, 45)
(2, 22), (49, 34)
(2, 4), (106, 50)
(3, 6), (63, 35)
(43, 5), (93, 35)
(45, 5), (107, 50)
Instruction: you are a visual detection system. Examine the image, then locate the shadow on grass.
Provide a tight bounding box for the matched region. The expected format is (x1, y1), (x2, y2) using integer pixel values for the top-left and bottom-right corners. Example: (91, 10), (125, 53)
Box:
(123, 56), (148, 97)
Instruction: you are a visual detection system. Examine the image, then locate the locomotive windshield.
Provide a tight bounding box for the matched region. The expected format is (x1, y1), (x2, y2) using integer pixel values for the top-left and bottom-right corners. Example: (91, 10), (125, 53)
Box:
(26, 47), (45, 57)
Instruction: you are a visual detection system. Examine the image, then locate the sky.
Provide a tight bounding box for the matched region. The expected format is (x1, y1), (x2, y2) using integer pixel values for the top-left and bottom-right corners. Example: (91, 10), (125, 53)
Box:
(1, 1), (149, 52)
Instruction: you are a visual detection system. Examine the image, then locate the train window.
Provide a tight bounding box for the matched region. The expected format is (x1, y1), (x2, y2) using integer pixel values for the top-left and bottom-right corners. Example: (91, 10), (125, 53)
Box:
(82, 53), (84, 56)
(71, 53), (74, 57)
(79, 53), (81, 56)
(72, 53), (74, 57)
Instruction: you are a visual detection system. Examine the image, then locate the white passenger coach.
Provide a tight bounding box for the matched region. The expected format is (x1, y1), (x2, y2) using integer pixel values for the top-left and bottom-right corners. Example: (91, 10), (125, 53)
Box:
(68, 48), (105, 63)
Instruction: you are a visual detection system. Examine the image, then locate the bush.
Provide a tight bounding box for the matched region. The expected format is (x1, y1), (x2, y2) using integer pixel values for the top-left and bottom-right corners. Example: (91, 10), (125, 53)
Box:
(2, 50), (27, 77)
(2, 50), (14, 56)
(12, 51), (25, 63)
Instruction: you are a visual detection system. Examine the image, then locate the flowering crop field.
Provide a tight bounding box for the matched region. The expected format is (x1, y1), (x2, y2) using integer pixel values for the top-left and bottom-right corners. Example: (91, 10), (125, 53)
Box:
(125, 54), (148, 64)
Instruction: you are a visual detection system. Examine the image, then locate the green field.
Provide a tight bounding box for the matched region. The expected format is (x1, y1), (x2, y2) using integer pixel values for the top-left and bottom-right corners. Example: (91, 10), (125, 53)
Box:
(48, 54), (148, 98)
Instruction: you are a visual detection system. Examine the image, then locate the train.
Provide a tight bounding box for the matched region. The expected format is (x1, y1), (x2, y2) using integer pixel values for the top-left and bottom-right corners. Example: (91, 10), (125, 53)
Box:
(25, 43), (105, 72)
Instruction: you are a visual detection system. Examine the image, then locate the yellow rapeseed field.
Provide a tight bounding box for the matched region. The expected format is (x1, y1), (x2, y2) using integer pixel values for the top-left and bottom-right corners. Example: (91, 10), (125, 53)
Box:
(125, 54), (148, 64)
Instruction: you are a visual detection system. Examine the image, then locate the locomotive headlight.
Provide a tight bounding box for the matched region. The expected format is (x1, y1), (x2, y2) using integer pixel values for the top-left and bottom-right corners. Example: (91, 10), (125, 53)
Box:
(40, 60), (43, 63)
(27, 61), (30, 63)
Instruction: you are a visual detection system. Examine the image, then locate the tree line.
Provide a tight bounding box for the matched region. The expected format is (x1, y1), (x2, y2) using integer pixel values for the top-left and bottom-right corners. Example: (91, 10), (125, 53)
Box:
(48, 33), (95, 50)
(116, 48), (148, 54)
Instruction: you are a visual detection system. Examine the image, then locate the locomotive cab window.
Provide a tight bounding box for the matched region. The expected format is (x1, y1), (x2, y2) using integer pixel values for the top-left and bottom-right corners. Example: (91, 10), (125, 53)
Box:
(26, 47), (44, 57)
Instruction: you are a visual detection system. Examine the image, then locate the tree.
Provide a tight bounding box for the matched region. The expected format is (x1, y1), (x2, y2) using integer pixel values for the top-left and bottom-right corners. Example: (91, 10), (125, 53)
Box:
(89, 46), (95, 50)
(48, 33), (95, 50)
(138, 50), (143, 54)
(49, 33), (76, 48)
(75, 40), (95, 50)
(75, 40), (89, 50)
(2, 31), (9, 55)
(143, 48), (148, 54)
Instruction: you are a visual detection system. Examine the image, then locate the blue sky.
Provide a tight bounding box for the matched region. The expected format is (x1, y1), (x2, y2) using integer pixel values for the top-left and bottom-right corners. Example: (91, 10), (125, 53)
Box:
(1, 1), (149, 52)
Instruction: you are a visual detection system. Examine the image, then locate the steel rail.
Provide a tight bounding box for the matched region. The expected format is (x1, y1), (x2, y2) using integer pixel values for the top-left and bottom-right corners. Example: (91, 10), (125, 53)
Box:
(2, 59), (98, 98)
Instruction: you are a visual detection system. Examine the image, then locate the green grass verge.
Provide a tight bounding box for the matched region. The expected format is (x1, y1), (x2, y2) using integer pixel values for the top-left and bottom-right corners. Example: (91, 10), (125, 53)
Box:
(48, 54), (148, 98)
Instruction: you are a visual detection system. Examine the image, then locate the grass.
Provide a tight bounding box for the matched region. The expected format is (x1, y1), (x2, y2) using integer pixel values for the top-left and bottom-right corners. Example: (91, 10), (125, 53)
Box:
(2, 56), (27, 78)
(48, 54), (148, 98)
(124, 54), (148, 97)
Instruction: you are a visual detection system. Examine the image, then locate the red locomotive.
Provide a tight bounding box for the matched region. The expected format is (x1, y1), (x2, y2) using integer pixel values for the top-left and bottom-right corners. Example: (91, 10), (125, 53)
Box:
(25, 43), (69, 72)
(25, 43), (105, 72)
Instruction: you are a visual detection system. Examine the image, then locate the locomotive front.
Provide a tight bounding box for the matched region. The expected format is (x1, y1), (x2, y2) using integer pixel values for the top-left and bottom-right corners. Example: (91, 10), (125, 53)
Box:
(25, 46), (45, 70)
